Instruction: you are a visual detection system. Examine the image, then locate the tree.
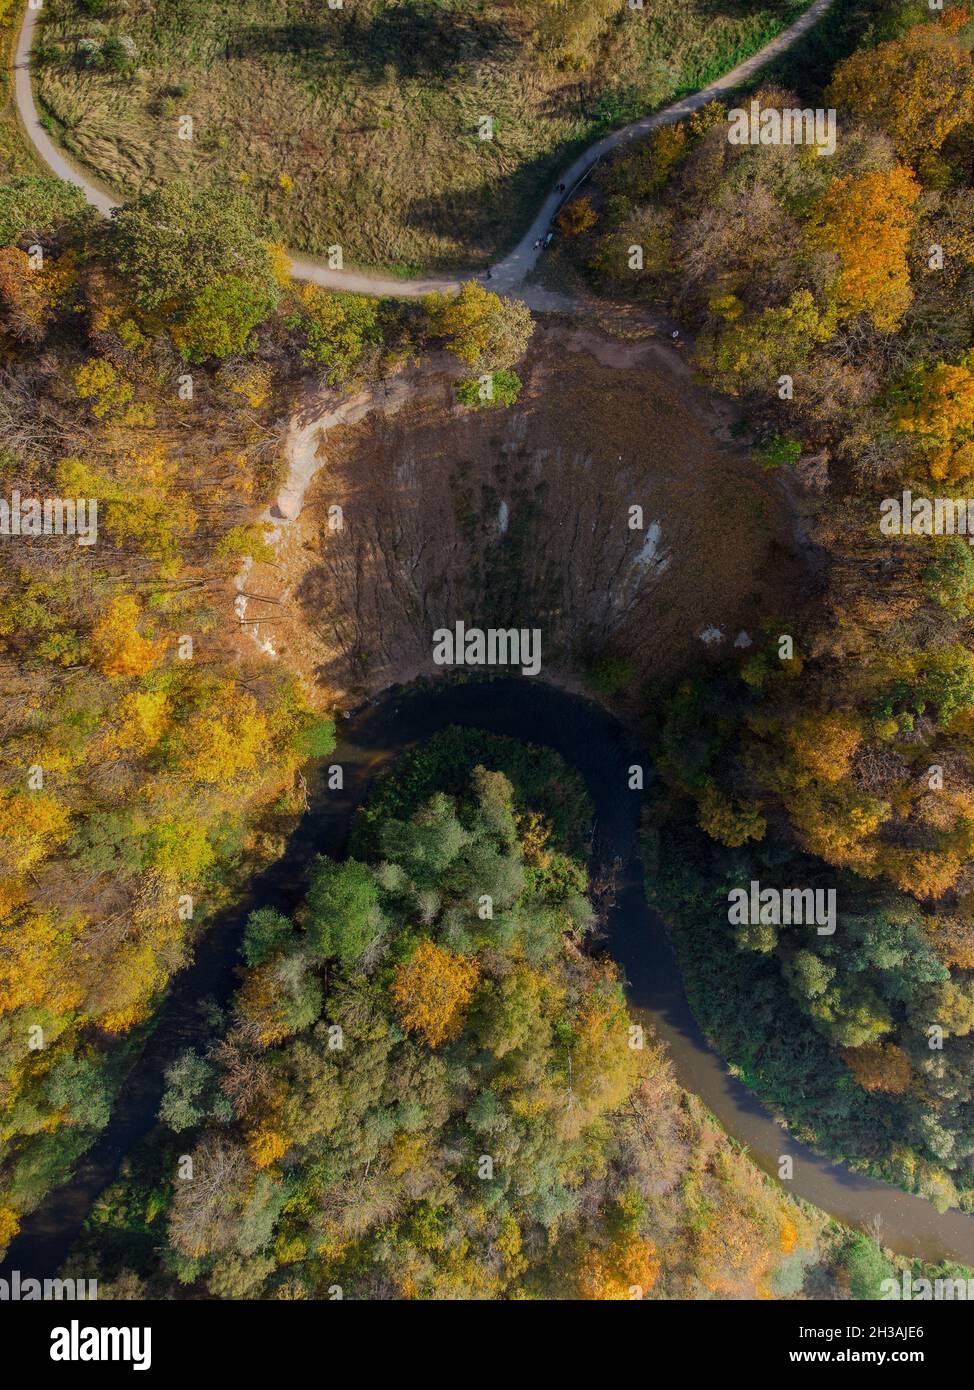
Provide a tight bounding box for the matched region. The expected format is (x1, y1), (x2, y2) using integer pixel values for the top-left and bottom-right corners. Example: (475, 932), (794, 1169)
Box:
(303, 858), (384, 968)
(391, 938), (480, 1048)
(827, 21), (974, 165)
(288, 286), (381, 383)
(168, 687), (269, 786)
(0, 175), (93, 247)
(838, 1232), (894, 1299)
(896, 354), (974, 484)
(701, 289), (834, 395)
(696, 782), (766, 848)
(425, 283), (534, 374)
(0, 247), (63, 342)
(784, 710), (862, 786)
(74, 357), (134, 419)
(160, 1051), (228, 1130)
(109, 181), (280, 323)
(557, 195), (597, 236)
(89, 595), (166, 679)
(578, 1232), (660, 1300)
(923, 537), (974, 610)
(292, 716), (337, 759)
(0, 793), (71, 875)
(171, 275), (278, 362)
(235, 949), (322, 1045)
(841, 1041), (912, 1094)
(242, 908), (294, 968)
(807, 167), (920, 332)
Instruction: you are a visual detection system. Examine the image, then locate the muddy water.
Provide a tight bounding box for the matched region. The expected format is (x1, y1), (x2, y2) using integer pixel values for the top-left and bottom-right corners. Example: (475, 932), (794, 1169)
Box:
(6, 677), (974, 1282)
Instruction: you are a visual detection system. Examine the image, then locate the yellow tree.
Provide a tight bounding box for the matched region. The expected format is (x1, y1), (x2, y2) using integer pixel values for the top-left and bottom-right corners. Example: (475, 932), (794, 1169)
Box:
(841, 1041), (912, 1094)
(89, 595), (166, 679)
(578, 1233), (660, 1300)
(170, 686), (269, 786)
(424, 283), (534, 374)
(557, 196), (597, 236)
(827, 19), (974, 165)
(0, 791), (71, 874)
(807, 167), (920, 331)
(391, 939), (480, 1048)
(897, 356), (974, 484)
(784, 709), (862, 787)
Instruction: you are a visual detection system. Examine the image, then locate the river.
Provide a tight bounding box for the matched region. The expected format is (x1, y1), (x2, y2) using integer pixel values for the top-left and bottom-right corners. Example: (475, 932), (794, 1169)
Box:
(5, 676), (974, 1281)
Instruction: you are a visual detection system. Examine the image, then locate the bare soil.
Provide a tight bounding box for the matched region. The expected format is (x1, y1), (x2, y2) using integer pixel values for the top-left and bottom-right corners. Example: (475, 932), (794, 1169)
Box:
(237, 318), (807, 705)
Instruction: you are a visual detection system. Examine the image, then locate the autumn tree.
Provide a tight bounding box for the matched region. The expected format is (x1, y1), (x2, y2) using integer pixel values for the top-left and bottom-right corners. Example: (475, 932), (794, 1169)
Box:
(827, 20), (974, 165)
(806, 167), (920, 331)
(425, 282), (534, 374)
(896, 353), (974, 483)
(0, 247), (60, 342)
(89, 595), (166, 679)
(841, 1041), (912, 1094)
(578, 1232), (660, 1300)
(696, 781), (766, 848)
(557, 195), (597, 236)
(391, 938), (480, 1048)
(700, 289), (834, 395)
(287, 286), (382, 383)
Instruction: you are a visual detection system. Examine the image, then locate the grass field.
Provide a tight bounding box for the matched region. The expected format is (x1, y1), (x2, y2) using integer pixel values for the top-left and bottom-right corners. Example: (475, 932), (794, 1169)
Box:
(0, 0), (42, 178)
(30, 0), (808, 273)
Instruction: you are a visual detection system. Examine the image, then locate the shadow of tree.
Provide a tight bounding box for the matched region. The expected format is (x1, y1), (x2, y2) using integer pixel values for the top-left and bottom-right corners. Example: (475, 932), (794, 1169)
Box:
(400, 140), (597, 267)
(225, 3), (518, 84)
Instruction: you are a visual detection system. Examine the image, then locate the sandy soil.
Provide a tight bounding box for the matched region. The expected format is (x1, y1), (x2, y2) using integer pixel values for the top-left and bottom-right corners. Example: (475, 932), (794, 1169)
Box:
(235, 318), (809, 706)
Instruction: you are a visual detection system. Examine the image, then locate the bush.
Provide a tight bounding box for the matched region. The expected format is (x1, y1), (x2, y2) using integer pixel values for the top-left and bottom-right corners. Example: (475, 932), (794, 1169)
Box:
(839, 1232), (895, 1299)
(585, 653), (633, 695)
(455, 369), (522, 409)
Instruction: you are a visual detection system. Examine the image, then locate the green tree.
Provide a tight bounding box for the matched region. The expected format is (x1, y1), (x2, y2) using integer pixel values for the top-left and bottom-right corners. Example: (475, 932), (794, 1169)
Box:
(289, 287), (381, 383)
(0, 175), (93, 246)
(243, 908), (294, 968)
(110, 181), (280, 317)
(303, 858), (384, 968)
(839, 1233), (895, 1299)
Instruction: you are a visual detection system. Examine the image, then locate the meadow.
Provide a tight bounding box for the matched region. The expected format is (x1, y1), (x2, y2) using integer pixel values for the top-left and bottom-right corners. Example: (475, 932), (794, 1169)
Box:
(31, 0), (808, 272)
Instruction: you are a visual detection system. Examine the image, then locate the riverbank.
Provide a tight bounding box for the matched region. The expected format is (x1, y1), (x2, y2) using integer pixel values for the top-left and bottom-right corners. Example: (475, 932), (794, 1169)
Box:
(6, 678), (974, 1281)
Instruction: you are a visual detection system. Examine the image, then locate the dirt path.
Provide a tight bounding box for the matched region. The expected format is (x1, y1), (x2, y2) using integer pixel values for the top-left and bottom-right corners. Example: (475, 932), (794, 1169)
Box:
(14, 0), (835, 302)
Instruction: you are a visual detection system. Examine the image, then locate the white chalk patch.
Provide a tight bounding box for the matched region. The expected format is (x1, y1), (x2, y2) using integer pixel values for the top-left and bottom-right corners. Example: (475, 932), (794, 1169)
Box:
(699, 626), (724, 645)
(633, 520), (663, 567)
(498, 500), (509, 535)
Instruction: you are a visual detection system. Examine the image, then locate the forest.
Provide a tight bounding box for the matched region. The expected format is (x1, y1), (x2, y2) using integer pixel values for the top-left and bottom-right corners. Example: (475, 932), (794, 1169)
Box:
(0, 174), (531, 1254)
(3, 0), (974, 1306)
(552, 0), (974, 1213)
(60, 731), (961, 1300)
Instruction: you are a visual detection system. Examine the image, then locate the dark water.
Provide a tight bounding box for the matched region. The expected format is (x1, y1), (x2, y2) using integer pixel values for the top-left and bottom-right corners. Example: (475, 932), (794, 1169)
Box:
(6, 676), (974, 1282)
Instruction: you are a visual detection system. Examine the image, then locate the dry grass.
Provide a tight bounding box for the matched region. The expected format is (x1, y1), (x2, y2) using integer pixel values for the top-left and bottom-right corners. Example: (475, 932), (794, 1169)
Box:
(0, 0), (44, 178)
(32, 0), (807, 273)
